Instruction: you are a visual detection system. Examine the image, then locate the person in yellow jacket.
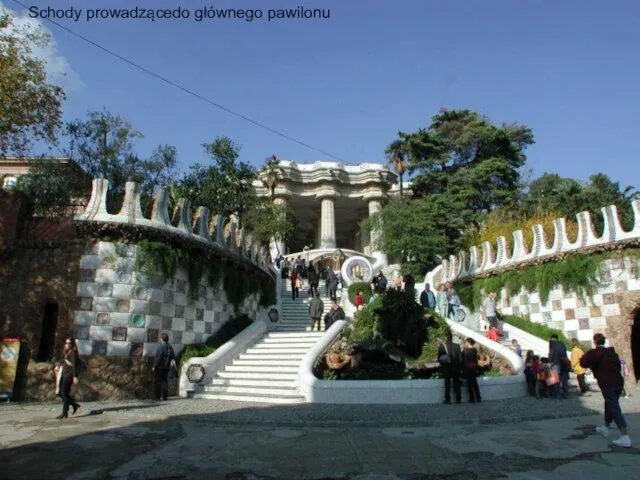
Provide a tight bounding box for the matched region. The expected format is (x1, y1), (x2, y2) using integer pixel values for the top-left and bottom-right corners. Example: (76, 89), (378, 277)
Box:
(571, 338), (589, 394)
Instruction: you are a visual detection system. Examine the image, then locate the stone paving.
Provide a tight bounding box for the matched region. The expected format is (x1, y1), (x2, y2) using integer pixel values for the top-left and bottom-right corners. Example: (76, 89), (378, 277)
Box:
(1, 392), (639, 479)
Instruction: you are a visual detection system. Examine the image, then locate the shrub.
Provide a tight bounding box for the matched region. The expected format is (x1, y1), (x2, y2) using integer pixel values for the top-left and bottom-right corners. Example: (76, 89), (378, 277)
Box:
(342, 298), (380, 344)
(376, 289), (426, 358)
(348, 282), (372, 305)
(501, 315), (591, 352)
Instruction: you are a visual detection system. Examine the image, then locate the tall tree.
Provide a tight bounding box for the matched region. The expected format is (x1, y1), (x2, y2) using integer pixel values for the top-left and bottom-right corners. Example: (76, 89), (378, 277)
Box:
(0, 12), (65, 154)
(367, 109), (534, 274)
(178, 137), (256, 224)
(243, 198), (296, 254)
(64, 110), (178, 212)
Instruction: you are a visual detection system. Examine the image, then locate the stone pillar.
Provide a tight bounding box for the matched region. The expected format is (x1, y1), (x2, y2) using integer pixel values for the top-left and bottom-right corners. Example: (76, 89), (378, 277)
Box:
(320, 197), (336, 249)
(271, 197), (287, 257)
(368, 199), (388, 267)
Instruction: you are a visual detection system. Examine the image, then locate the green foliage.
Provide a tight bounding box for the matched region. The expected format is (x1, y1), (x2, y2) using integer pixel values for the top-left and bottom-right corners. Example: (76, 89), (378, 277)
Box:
(342, 297), (381, 344)
(501, 315), (591, 353)
(347, 282), (372, 305)
(177, 313), (253, 367)
(369, 109), (534, 275)
(64, 110), (178, 213)
(456, 250), (618, 308)
(177, 136), (256, 224)
(376, 289), (427, 358)
(14, 159), (91, 216)
(0, 12), (65, 154)
(243, 197), (296, 255)
(522, 173), (639, 232)
(135, 240), (275, 308)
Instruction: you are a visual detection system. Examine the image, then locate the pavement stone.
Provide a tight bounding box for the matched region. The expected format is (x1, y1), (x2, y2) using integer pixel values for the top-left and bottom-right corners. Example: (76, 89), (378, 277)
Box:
(0, 393), (639, 479)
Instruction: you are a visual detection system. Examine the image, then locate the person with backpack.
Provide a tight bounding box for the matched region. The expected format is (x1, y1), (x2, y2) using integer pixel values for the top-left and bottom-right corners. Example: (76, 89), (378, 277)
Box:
(153, 333), (176, 401)
(438, 331), (462, 404)
(580, 333), (631, 448)
(55, 337), (81, 419)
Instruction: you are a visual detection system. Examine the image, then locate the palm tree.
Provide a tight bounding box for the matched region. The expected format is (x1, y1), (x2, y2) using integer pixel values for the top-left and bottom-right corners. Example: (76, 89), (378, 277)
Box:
(390, 150), (406, 198)
(262, 154), (280, 198)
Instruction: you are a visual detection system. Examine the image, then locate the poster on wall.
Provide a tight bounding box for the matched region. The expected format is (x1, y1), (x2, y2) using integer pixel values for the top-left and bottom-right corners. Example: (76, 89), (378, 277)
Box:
(0, 337), (22, 400)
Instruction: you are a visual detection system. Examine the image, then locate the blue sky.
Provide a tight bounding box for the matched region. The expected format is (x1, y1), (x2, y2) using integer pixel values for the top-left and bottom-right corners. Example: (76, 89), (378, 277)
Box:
(4, 0), (640, 187)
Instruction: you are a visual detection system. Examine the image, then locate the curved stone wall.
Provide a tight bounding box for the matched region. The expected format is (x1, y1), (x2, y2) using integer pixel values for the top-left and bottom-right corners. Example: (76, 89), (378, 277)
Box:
(440, 201), (640, 283)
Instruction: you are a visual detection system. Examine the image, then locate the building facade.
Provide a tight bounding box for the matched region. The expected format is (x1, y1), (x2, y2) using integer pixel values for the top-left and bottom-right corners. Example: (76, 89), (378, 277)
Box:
(253, 160), (406, 269)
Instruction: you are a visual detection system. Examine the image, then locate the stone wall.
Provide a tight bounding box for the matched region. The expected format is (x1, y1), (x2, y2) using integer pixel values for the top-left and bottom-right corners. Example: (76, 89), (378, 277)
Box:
(0, 180), (276, 401)
(488, 257), (639, 386)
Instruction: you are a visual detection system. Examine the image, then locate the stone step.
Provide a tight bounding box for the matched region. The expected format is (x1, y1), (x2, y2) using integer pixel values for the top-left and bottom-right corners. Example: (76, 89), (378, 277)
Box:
(225, 365), (299, 373)
(203, 385), (300, 396)
(210, 378), (297, 388)
(233, 359), (300, 366)
(238, 352), (305, 361)
(265, 332), (324, 338)
(194, 392), (305, 404)
(245, 347), (309, 354)
(217, 371), (298, 380)
(261, 337), (318, 344)
(251, 341), (315, 347)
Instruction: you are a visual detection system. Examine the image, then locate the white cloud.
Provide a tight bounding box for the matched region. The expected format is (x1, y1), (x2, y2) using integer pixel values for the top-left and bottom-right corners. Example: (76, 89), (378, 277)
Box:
(1, 1), (83, 91)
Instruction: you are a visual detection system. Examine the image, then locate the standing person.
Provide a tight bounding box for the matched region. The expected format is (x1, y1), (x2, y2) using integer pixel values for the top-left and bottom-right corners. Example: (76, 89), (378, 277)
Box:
(324, 300), (346, 330)
(377, 272), (388, 293)
(152, 333), (175, 401)
(404, 273), (415, 296)
(438, 332), (462, 404)
(308, 291), (324, 332)
(524, 350), (537, 396)
(548, 334), (570, 399)
(326, 272), (339, 302)
(420, 284), (436, 309)
(570, 338), (589, 394)
(436, 284), (448, 317)
(290, 270), (300, 300)
(580, 333), (632, 447)
(482, 292), (498, 329)
(308, 266), (319, 297)
(462, 338), (481, 403)
(511, 339), (522, 358)
(55, 337), (81, 419)
(354, 290), (364, 311)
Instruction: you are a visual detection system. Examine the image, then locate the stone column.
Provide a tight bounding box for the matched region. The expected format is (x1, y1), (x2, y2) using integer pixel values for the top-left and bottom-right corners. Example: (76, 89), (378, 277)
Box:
(368, 199), (388, 267)
(320, 197), (336, 249)
(272, 197), (287, 257)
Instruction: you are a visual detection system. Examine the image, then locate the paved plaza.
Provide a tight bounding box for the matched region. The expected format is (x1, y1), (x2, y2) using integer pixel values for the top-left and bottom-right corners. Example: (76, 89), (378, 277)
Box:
(1, 393), (639, 479)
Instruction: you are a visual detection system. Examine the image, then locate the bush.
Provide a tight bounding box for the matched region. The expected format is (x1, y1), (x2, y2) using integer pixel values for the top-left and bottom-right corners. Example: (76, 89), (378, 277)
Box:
(348, 282), (372, 305)
(501, 315), (591, 352)
(376, 289), (426, 358)
(342, 297), (381, 344)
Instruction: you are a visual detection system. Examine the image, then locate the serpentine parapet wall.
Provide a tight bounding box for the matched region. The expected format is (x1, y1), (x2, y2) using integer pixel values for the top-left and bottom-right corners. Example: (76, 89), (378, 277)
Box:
(439, 200), (640, 284)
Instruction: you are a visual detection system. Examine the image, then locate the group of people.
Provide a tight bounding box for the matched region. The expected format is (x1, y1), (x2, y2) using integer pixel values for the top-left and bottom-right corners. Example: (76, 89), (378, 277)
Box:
(54, 333), (176, 419)
(419, 283), (462, 321)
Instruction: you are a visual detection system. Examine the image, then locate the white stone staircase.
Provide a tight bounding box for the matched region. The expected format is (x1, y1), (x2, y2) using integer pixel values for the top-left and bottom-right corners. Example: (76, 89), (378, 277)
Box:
(194, 281), (333, 403)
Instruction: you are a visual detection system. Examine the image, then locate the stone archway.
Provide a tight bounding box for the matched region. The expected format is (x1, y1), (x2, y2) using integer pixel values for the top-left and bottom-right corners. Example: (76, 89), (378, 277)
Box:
(606, 291), (640, 388)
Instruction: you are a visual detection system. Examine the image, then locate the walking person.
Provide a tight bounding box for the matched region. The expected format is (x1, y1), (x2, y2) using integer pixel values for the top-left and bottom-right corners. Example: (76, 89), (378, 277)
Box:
(55, 337), (81, 419)
(462, 338), (481, 403)
(290, 270), (300, 300)
(548, 334), (570, 398)
(308, 291), (324, 332)
(482, 291), (498, 329)
(436, 284), (447, 317)
(580, 333), (632, 447)
(570, 338), (589, 394)
(327, 272), (339, 302)
(308, 266), (319, 297)
(438, 332), (462, 404)
(152, 333), (175, 401)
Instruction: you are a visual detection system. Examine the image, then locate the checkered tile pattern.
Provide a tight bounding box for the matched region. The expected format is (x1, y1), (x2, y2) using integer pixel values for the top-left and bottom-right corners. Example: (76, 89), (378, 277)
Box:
(74, 241), (260, 357)
(497, 258), (638, 342)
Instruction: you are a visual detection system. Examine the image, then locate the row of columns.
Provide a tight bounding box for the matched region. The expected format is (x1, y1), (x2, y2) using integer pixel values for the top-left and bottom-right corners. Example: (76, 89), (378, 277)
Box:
(271, 194), (387, 266)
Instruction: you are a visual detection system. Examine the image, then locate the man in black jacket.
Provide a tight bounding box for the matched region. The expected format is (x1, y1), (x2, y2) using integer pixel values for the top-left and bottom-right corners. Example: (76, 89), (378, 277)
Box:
(548, 334), (569, 398)
(153, 333), (175, 401)
(438, 332), (462, 404)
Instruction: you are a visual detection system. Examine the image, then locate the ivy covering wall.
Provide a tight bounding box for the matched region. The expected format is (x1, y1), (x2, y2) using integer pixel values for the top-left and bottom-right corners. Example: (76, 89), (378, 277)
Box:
(455, 246), (640, 310)
(135, 240), (276, 310)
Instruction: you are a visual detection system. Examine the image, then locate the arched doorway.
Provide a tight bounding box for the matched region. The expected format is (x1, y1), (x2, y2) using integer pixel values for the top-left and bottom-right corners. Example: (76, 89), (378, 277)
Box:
(632, 309), (640, 382)
(37, 299), (59, 362)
